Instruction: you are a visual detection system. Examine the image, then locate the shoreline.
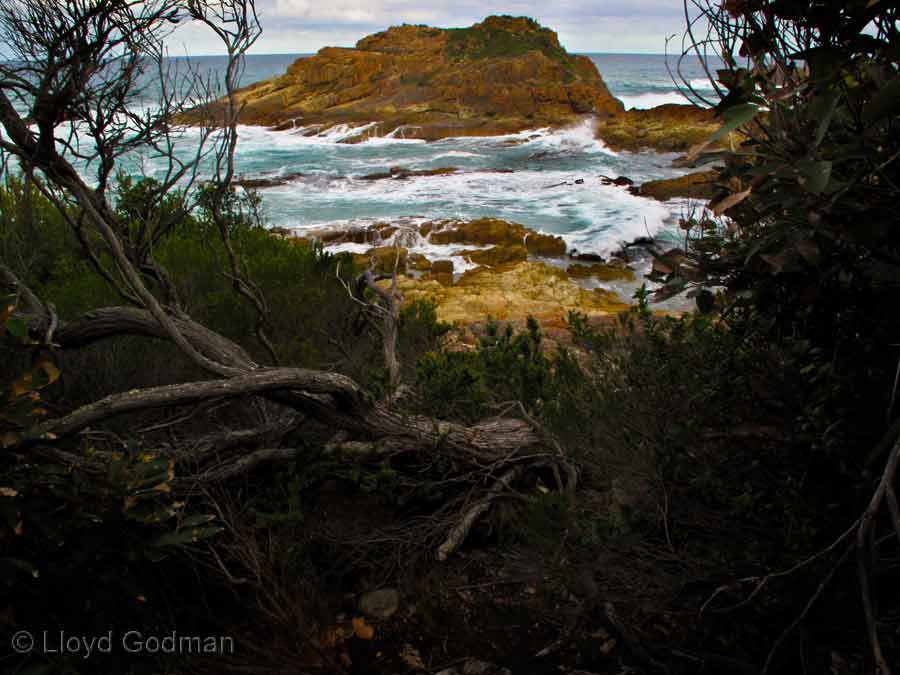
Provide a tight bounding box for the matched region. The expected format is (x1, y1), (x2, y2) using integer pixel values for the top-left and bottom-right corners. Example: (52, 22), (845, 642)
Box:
(277, 214), (695, 326)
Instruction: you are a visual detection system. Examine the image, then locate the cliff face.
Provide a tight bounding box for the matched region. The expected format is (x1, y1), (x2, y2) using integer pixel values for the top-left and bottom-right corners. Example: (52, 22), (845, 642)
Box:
(231, 16), (624, 140)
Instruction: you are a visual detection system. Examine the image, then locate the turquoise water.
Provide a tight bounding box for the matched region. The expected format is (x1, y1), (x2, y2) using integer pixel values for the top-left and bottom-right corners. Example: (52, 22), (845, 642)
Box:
(5, 53), (721, 257)
(220, 122), (684, 256)
(146, 54), (719, 256)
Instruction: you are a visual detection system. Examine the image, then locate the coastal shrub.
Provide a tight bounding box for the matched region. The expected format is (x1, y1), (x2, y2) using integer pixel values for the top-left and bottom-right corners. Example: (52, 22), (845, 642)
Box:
(446, 16), (570, 64)
(0, 310), (223, 675)
(462, 308), (837, 671)
(415, 317), (552, 423)
(0, 177), (387, 395)
(561, 309), (812, 541)
(665, 0), (900, 457)
(636, 1), (900, 666)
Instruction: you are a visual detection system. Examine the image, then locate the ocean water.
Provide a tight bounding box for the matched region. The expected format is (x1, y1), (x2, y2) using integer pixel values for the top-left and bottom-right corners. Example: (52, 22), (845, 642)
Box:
(589, 53), (723, 110)
(5, 53), (722, 258)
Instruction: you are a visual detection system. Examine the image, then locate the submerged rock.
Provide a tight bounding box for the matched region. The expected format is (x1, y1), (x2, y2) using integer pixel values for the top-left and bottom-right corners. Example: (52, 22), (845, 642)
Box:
(598, 174), (634, 187)
(360, 166), (459, 181)
(233, 172), (305, 189)
(209, 16), (623, 140)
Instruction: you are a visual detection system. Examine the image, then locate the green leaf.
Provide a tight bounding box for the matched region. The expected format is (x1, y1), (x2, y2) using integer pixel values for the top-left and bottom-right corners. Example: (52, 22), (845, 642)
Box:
(36, 359), (60, 385)
(672, 150), (732, 169)
(710, 103), (760, 143)
(1, 557), (39, 578)
(5, 317), (27, 338)
(710, 187), (752, 215)
(180, 514), (217, 528)
(796, 160), (832, 194)
(152, 526), (223, 547)
(811, 90), (841, 148)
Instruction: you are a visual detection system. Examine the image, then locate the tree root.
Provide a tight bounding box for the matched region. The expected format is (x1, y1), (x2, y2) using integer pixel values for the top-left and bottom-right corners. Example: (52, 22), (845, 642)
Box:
(436, 466), (523, 561)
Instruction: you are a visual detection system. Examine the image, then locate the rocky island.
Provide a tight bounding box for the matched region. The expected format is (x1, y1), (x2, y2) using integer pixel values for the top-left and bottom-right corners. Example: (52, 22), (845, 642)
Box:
(225, 16), (624, 141)
(219, 15), (720, 153)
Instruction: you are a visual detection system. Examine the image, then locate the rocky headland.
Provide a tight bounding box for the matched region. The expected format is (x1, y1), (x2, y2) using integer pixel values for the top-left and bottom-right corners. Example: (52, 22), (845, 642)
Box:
(226, 16), (624, 141)
(215, 16), (725, 153)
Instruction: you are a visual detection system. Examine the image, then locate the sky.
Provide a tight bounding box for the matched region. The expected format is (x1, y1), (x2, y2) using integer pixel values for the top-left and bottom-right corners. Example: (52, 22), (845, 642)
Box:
(168, 0), (690, 56)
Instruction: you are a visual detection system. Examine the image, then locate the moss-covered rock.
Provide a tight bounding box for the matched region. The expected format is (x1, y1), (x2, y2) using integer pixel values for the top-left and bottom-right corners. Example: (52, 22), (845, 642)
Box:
(526, 233), (568, 257)
(409, 253), (432, 271)
(464, 244), (528, 267)
(353, 246), (408, 273)
(595, 104), (723, 153)
(636, 170), (720, 201)
(566, 262), (635, 282)
(428, 218), (567, 257)
(431, 259), (454, 275)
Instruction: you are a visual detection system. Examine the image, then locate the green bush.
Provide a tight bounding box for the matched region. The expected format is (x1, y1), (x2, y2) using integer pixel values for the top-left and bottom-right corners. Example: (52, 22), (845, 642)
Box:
(662, 0), (900, 458)
(415, 316), (552, 423)
(0, 309), (222, 674)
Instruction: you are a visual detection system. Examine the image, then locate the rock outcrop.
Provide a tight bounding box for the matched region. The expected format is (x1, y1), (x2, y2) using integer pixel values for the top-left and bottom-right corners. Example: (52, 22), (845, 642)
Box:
(225, 16), (623, 141)
(291, 217), (645, 324)
(397, 261), (629, 326)
(594, 103), (722, 153)
(424, 218), (567, 257)
(633, 170), (721, 201)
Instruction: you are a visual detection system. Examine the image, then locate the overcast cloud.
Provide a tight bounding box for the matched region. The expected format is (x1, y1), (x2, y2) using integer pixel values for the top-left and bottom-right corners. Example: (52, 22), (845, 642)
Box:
(168, 0), (689, 56)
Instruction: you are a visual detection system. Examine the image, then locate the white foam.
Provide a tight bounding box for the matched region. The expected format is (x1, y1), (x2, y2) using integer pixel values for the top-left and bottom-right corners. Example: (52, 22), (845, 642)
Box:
(296, 217), (490, 273)
(269, 160), (678, 257)
(521, 119), (618, 156)
(6, 101), (691, 263)
(618, 91), (693, 109)
(364, 135), (427, 146)
(688, 78), (719, 91)
(433, 150), (483, 160)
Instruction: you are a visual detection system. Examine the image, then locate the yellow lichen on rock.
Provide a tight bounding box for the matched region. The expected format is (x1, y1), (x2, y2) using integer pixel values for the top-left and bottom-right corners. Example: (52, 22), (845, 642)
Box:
(636, 170), (721, 201)
(352, 246), (408, 273)
(595, 104), (722, 153)
(396, 261), (628, 326)
(427, 218), (567, 256)
(462, 244), (528, 268)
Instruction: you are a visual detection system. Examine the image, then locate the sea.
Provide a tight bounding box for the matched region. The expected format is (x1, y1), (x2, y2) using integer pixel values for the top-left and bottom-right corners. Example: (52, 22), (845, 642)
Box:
(6, 53), (722, 260)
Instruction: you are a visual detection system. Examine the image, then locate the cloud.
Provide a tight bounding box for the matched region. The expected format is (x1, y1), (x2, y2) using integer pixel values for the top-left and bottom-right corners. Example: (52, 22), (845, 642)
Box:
(271, 0), (381, 24)
(166, 0), (690, 55)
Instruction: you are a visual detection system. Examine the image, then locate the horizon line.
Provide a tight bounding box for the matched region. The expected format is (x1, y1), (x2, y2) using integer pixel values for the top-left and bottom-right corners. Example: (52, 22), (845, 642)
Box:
(170, 50), (679, 57)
